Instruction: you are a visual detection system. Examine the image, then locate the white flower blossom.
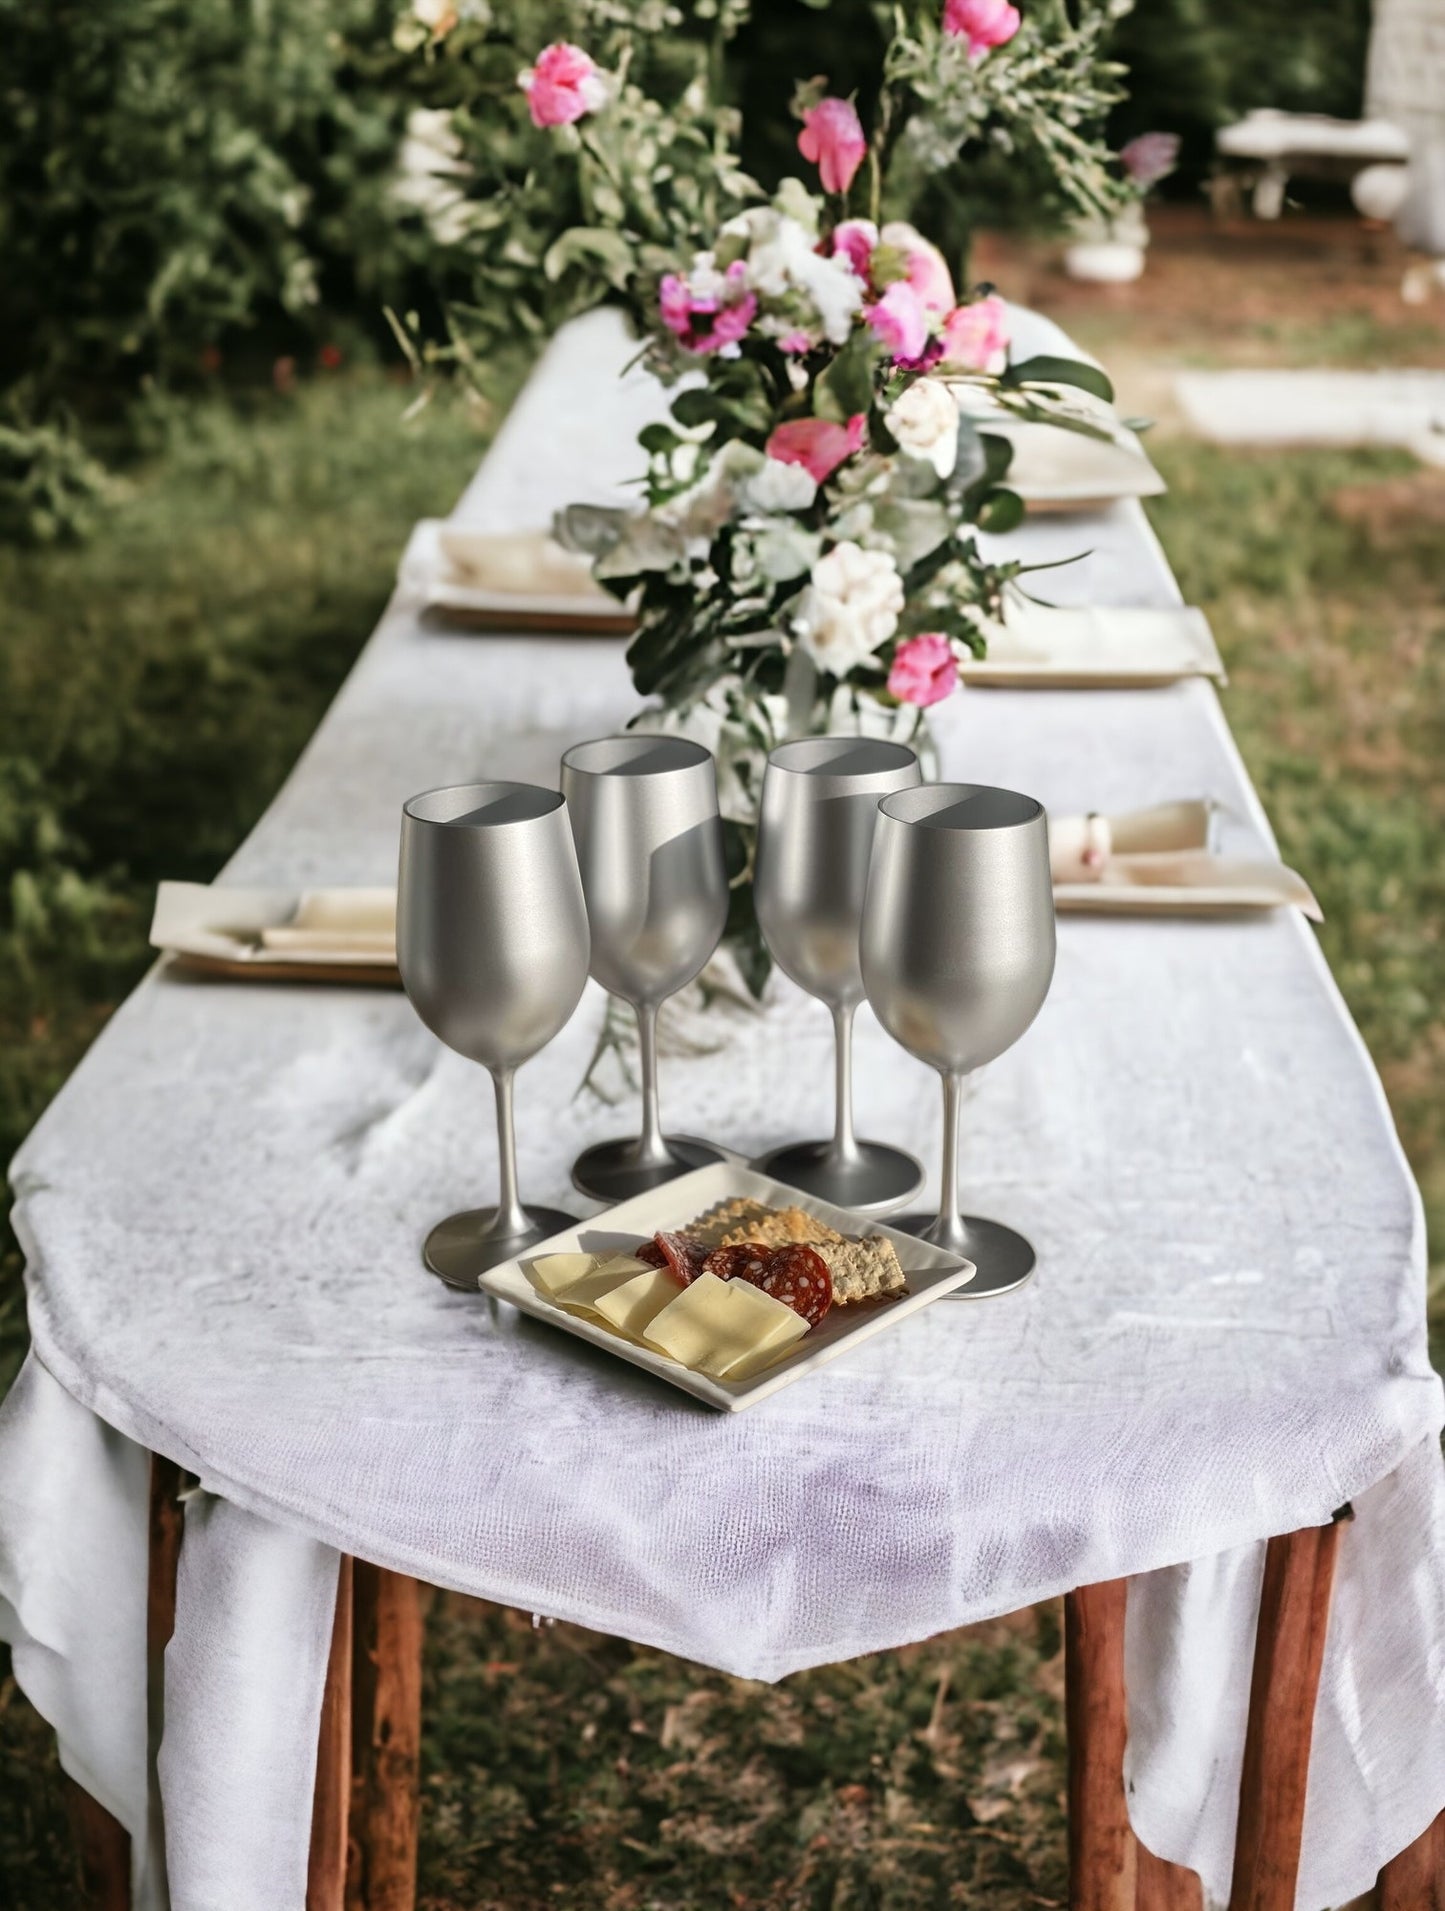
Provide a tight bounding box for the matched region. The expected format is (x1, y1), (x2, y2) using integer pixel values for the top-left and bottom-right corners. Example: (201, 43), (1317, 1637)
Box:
(792, 541), (904, 676)
(740, 458), (817, 514)
(884, 378), (959, 479)
(722, 208), (863, 346)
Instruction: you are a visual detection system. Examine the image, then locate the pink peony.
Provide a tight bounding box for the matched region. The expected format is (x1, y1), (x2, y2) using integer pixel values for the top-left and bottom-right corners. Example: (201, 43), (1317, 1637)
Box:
(830, 217), (879, 282)
(939, 294), (1010, 373)
(658, 260), (757, 355)
(942, 0), (1021, 60)
(880, 221), (955, 314)
(889, 633), (958, 707)
(519, 42), (609, 129)
(865, 280), (929, 363)
(797, 97), (868, 196)
(765, 412), (868, 484)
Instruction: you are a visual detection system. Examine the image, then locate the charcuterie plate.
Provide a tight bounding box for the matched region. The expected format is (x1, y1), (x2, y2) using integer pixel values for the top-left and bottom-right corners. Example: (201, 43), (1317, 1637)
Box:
(479, 1163), (977, 1412)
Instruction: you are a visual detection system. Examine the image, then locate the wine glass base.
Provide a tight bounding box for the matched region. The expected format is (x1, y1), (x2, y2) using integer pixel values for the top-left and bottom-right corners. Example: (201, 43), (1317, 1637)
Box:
(892, 1213), (1037, 1296)
(571, 1134), (724, 1204)
(753, 1138), (924, 1215)
(423, 1205), (580, 1291)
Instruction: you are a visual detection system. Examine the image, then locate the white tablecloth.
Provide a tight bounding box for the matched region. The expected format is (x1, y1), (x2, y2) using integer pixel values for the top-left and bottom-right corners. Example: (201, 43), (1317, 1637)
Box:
(3, 308), (1442, 1911)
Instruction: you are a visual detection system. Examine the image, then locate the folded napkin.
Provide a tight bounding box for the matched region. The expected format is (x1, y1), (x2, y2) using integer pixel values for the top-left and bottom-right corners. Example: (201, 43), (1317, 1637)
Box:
(962, 603), (1226, 686)
(399, 520), (632, 633)
(258, 889), (396, 957)
(150, 884), (398, 973)
(437, 528), (604, 599)
(1048, 803), (1321, 918)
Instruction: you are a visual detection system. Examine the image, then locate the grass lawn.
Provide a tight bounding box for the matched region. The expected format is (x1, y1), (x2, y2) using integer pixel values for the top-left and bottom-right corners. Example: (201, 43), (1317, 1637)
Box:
(2, 258), (1443, 1906)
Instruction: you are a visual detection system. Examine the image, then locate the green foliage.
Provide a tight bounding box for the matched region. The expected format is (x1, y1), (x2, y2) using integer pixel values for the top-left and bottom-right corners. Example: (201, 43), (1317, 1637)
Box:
(0, 0), (438, 410)
(0, 411), (115, 545)
(1107, 0), (1373, 185)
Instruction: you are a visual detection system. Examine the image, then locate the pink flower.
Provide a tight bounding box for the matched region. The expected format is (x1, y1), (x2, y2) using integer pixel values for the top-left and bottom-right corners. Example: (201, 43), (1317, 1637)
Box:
(658, 259), (757, 355)
(829, 217), (879, 282)
(865, 280), (929, 363)
(765, 413), (868, 484)
(778, 329), (816, 355)
(880, 221), (955, 314)
(797, 97), (867, 196)
(1120, 131), (1180, 190)
(942, 0), (1021, 60)
(939, 294), (1010, 373)
(519, 43), (609, 129)
(889, 633), (958, 707)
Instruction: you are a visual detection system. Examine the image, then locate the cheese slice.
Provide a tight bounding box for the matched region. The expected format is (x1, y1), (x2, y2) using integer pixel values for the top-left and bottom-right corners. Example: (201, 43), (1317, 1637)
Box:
(527, 1251), (599, 1298)
(590, 1267), (681, 1341)
(554, 1255), (650, 1315)
(642, 1272), (809, 1379)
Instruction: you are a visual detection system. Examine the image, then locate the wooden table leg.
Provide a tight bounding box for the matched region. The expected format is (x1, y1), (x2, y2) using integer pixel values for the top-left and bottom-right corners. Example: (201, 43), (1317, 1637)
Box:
(1067, 1578), (1138, 1911)
(308, 1556), (356, 1911)
(1378, 1808), (1445, 1909)
(1066, 1578), (1205, 1911)
(347, 1564), (423, 1911)
(63, 1774), (132, 1910)
(1135, 1840), (1204, 1909)
(1227, 1511), (1349, 1911)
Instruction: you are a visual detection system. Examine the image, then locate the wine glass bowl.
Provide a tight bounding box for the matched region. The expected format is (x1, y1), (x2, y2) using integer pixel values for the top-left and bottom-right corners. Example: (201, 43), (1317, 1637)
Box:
(560, 734), (730, 1201)
(752, 736), (925, 1212)
(397, 781), (591, 1288)
(861, 782), (1055, 1288)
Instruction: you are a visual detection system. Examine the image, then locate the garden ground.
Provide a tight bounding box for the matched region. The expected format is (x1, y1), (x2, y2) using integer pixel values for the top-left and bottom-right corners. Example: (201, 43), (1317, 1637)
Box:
(2, 208), (1442, 1908)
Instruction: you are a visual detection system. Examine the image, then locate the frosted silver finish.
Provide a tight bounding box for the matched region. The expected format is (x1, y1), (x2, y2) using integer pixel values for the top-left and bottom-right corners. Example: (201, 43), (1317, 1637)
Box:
(560, 735), (730, 1199)
(861, 783), (1055, 1282)
(752, 737), (924, 1211)
(397, 782), (590, 1285)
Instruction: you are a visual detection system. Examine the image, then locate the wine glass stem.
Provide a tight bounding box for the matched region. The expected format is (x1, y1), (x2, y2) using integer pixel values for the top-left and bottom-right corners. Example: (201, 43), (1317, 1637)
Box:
(490, 1066), (529, 1241)
(939, 1069), (965, 1240)
(635, 999), (671, 1169)
(830, 1000), (863, 1169)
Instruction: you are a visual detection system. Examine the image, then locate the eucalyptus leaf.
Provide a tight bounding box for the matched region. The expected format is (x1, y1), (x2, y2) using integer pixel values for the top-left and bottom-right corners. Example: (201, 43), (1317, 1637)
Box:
(542, 227), (637, 290)
(976, 488), (1026, 535)
(1006, 355), (1115, 405)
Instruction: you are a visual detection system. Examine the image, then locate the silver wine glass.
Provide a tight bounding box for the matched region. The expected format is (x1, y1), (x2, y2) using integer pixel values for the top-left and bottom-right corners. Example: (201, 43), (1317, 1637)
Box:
(560, 734), (730, 1201)
(752, 736), (925, 1212)
(860, 783), (1056, 1293)
(397, 781), (590, 1288)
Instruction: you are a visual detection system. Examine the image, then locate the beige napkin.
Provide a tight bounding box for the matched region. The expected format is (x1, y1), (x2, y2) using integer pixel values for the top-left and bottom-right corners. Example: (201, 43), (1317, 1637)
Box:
(438, 528), (606, 599)
(258, 889), (397, 957)
(150, 883), (398, 969)
(962, 604), (1226, 686)
(1048, 804), (1321, 918)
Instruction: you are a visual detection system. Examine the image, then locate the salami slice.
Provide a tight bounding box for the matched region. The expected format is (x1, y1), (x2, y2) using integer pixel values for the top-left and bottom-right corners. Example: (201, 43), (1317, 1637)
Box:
(654, 1231), (708, 1287)
(634, 1239), (668, 1268)
(761, 1243), (832, 1327)
(702, 1243), (773, 1290)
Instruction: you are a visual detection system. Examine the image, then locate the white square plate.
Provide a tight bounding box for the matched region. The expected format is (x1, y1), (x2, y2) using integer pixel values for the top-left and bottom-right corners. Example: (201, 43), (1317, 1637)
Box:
(478, 1163), (977, 1412)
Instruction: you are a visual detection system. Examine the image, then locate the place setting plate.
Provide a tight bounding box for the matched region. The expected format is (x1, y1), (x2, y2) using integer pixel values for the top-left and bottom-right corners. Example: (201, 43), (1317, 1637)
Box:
(478, 1162), (978, 1414)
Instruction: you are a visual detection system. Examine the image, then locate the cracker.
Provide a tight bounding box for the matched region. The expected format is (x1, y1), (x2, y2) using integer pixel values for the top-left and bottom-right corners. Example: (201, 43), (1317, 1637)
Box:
(717, 1205), (846, 1249)
(814, 1236), (908, 1304)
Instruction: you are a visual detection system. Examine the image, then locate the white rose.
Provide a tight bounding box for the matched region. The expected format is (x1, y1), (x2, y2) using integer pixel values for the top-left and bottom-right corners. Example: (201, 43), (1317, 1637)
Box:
(725, 208), (863, 347)
(792, 541), (904, 676)
(885, 377), (959, 479)
(741, 458), (817, 514)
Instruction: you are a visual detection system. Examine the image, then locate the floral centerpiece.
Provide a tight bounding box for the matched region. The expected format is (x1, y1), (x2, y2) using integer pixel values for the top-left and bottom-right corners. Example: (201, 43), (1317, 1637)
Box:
(393, 0), (1135, 985)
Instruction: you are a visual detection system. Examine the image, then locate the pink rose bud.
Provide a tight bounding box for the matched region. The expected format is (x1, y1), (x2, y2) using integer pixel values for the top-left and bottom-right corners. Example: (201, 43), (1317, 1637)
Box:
(797, 96), (868, 196)
(942, 0), (1021, 60)
(519, 42), (609, 129)
(939, 294), (1010, 374)
(765, 413), (868, 484)
(888, 633), (958, 707)
(865, 280), (929, 364)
